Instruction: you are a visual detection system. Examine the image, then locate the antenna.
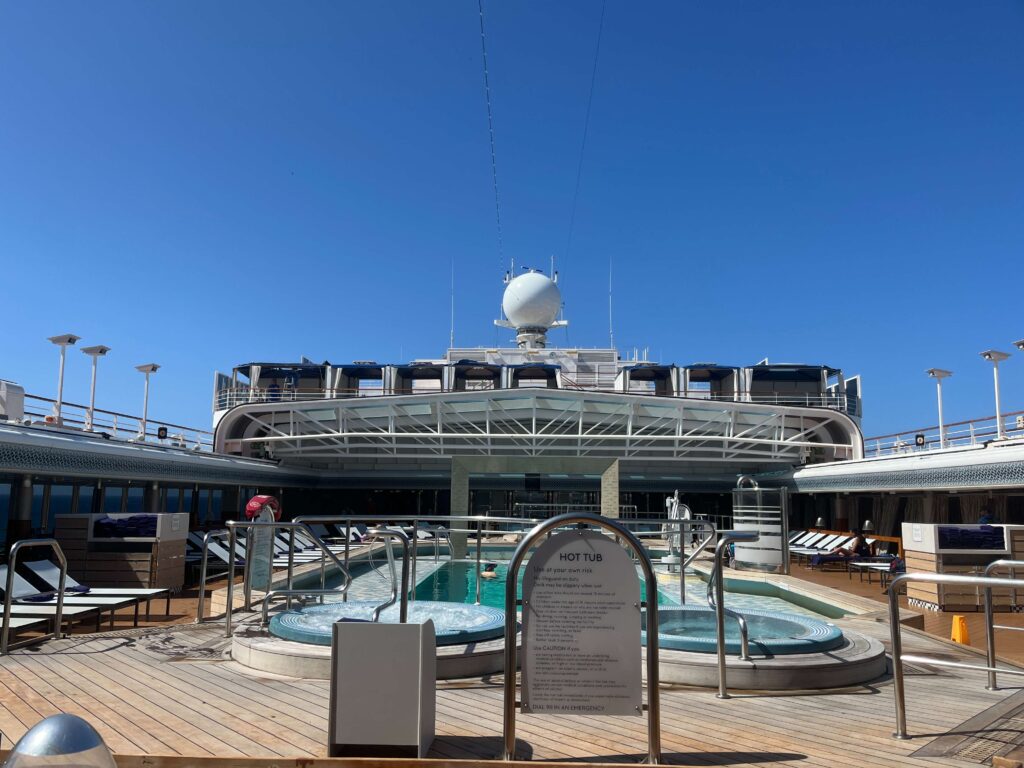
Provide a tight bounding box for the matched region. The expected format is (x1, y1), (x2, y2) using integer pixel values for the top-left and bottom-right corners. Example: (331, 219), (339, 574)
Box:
(449, 256), (455, 349)
(608, 258), (615, 349)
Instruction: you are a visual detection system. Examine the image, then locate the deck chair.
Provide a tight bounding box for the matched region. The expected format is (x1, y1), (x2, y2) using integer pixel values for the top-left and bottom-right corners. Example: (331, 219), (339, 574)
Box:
(24, 560), (171, 620)
(0, 603), (106, 632)
(788, 532), (827, 552)
(0, 566), (141, 627)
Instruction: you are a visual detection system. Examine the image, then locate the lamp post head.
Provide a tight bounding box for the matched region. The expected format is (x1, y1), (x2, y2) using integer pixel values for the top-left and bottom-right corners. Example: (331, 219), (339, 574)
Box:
(926, 368), (952, 380)
(47, 334), (81, 347)
(81, 345), (111, 358)
(1014, 340), (1024, 352)
(135, 363), (160, 374)
(981, 350), (1010, 363)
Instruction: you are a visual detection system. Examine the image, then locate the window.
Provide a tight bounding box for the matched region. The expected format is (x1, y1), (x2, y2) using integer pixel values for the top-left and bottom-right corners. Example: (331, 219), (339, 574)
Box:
(103, 487), (125, 514)
(78, 485), (95, 514)
(0, 482), (10, 546)
(126, 487), (144, 513)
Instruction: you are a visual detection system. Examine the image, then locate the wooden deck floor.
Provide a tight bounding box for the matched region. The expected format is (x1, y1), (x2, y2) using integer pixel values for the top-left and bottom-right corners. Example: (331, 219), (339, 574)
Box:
(0, 610), (1022, 766)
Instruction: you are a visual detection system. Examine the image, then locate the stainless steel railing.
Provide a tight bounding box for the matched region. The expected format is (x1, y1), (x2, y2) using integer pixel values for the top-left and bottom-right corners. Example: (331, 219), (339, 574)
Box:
(708, 531), (759, 698)
(224, 520), (351, 638)
(194, 529), (236, 624)
(2, 539), (68, 655)
(888, 571), (1024, 739)
(983, 559), (1024, 690)
(364, 527), (411, 623)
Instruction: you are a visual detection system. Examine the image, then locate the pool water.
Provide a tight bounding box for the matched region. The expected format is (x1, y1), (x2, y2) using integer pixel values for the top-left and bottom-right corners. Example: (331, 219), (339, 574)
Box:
(412, 560), (833, 619)
(641, 605), (844, 655)
(269, 599), (506, 646)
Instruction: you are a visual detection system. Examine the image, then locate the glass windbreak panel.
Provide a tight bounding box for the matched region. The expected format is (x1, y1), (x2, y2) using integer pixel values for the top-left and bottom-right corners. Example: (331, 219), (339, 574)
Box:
(49, 485), (74, 516)
(103, 488), (125, 513)
(0, 483), (10, 546)
(31, 486), (45, 532)
(126, 487), (144, 513)
(181, 488), (193, 516)
(78, 485), (95, 514)
(210, 490), (223, 522)
(197, 490), (210, 523)
(165, 488), (180, 513)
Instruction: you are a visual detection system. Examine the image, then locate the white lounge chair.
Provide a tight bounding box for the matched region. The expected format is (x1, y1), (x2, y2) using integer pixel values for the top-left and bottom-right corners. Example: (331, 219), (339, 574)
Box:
(0, 566), (141, 628)
(24, 560), (172, 620)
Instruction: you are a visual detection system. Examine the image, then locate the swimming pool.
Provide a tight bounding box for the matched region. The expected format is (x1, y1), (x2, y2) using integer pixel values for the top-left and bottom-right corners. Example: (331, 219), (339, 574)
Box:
(411, 559), (839, 619)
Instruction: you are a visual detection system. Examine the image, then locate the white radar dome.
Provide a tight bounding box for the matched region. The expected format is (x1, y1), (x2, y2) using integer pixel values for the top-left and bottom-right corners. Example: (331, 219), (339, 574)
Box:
(502, 271), (562, 329)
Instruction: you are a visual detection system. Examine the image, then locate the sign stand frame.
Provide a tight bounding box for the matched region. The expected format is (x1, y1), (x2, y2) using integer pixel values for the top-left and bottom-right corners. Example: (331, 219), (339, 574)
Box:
(501, 512), (661, 764)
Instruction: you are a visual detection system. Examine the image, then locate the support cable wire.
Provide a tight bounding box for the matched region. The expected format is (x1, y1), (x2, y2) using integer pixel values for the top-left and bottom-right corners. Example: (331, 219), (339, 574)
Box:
(563, 0), (607, 268)
(477, 0), (505, 271)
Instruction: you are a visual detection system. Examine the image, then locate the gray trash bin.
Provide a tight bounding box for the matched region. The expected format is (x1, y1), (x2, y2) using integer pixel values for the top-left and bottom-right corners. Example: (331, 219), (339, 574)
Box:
(328, 618), (436, 758)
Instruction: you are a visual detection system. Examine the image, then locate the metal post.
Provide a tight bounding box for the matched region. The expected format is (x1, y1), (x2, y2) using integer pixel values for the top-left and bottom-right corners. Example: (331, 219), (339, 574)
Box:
(141, 370), (150, 440)
(344, 521), (351, 603)
(286, 528), (295, 610)
(889, 576), (908, 739)
(410, 518), (418, 603)
(475, 520), (483, 605)
(242, 526), (253, 612)
(225, 525), (237, 638)
(994, 362), (1006, 440)
(936, 377), (946, 448)
(86, 355), (98, 431)
(678, 514), (686, 606)
(195, 536), (210, 623)
(55, 345), (67, 425)
(985, 584), (997, 690)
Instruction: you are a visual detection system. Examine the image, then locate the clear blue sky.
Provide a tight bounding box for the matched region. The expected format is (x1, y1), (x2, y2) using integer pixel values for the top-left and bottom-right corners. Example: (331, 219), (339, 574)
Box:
(1, 1), (1022, 437)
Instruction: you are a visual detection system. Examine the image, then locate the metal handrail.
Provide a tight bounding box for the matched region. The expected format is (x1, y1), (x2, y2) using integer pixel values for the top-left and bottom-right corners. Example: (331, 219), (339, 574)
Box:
(293, 513), (708, 612)
(224, 520), (351, 638)
(364, 527), (411, 623)
(709, 531), (759, 697)
(888, 571), (1024, 739)
(501, 513), (661, 764)
(983, 559), (1024, 690)
(678, 520), (716, 605)
(3, 539), (68, 655)
(194, 529), (236, 623)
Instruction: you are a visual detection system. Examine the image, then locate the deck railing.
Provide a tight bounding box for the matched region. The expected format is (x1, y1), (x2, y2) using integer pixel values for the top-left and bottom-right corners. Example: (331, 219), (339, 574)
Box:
(22, 393), (214, 451)
(865, 409), (1024, 457)
(213, 383), (859, 415)
(888, 570), (1024, 739)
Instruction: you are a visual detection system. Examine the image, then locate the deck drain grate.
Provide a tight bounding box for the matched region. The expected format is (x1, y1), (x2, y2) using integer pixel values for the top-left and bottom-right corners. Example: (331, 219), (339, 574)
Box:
(947, 716), (1024, 764)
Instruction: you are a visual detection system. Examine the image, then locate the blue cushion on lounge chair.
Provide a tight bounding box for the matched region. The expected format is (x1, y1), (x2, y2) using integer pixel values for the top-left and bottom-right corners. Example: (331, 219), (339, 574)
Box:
(21, 592), (57, 603)
(66, 584), (91, 594)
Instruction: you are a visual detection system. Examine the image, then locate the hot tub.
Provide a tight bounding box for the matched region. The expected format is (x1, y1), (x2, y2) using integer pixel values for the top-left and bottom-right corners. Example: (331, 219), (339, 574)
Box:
(268, 600), (506, 647)
(642, 605), (844, 656)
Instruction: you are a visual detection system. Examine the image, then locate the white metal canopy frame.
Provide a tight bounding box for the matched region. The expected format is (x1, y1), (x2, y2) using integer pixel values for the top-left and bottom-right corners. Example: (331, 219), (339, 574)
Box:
(214, 389), (862, 466)
(501, 513), (662, 764)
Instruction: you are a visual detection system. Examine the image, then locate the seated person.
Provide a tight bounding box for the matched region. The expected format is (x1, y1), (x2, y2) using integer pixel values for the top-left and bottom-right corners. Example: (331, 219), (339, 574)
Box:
(810, 530), (869, 566)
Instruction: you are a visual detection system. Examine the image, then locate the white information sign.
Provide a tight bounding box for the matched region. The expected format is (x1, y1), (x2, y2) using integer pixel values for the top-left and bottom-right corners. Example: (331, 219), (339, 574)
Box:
(249, 509), (276, 592)
(521, 529), (642, 716)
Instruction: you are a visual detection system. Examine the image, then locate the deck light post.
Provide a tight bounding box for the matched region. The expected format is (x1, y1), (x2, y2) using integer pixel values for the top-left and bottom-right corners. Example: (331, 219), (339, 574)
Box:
(81, 346), (111, 431)
(926, 369), (953, 448)
(47, 334), (81, 425)
(134, 364), (160, 440)
(980, 350), (1010, 440)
